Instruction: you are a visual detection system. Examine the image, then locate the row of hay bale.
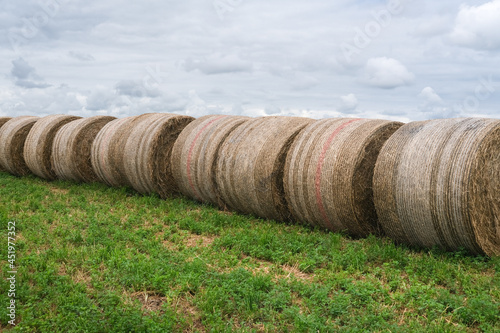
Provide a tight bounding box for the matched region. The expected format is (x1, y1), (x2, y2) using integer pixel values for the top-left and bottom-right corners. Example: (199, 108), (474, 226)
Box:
(91, 113), (194, 197)
(0, 114), (498, 256)
(171, 115), (499, 256)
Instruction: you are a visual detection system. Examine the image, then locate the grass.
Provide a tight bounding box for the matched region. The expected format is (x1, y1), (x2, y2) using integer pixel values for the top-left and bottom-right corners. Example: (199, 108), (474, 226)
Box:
(0, 171), (498, 332)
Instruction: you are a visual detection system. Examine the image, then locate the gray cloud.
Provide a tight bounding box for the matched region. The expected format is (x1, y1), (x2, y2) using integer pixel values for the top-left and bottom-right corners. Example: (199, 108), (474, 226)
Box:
(68, 51), (95, 61)
(14, 79), (51, 89)
(115, 80), (160, 98)
(183, 54), (253, 75)
(85, 87), (115, 111)
(10, 57), (51, 89)
(11, 57), (38, 80)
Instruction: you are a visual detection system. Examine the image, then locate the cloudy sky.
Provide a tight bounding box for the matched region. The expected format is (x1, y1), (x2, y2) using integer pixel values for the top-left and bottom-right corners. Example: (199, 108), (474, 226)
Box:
(1, 0), (499, 121)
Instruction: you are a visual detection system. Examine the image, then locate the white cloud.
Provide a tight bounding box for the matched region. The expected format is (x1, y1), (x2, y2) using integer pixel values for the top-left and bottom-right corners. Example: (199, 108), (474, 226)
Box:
(416, 86), (458, 119)
(450, 0), (500, 50)
(0, 82), (192, 118)
(363, 57), (415, 89)
(339, 93), (358, 112)
(0, 84), (84, 117)
(419, 87), (443, 105)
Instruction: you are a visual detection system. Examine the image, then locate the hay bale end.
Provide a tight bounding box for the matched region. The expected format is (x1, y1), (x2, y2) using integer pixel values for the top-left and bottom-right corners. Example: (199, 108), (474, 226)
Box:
(0, 116), (39, 176)
(52, 116), (116, 183)
(24, 114), (82, 180)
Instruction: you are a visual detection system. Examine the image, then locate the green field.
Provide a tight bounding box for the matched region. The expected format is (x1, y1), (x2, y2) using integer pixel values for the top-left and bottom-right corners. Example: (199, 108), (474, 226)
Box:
(0, 172), (499, 332)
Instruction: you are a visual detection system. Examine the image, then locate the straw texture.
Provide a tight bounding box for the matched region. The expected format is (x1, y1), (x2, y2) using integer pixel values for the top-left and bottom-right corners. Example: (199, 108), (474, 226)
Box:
(0, 117), (13, 172)
(171, 115), (250, 205)
(91, 115), (140, 187)
(122, 113), (194, 197)
(0, 117), (11, 130)
(23, 114), (81, 180)
(52, 116), (116, 183)
(373, 118), (500, 256)
(284, 118), (402, 236)
(216, 116), (314, 221)
(0, 116), (39, 176)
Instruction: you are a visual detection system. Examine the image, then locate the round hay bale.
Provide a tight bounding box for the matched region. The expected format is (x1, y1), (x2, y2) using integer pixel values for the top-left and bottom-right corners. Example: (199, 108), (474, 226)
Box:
(0, 116), (39, 176)
(52, 116), (116, 183)
(23, 114), (82, 180)
(122, 113), (194, 198)
(216, 116), (314, 221)
(171, 115), (250, 205)
(0, 117), (12, 129)
(373, 118), (500, 256)
(284, 118), (402, 236)
(91, 115), (141, 187)
(0, 117), (13, 172)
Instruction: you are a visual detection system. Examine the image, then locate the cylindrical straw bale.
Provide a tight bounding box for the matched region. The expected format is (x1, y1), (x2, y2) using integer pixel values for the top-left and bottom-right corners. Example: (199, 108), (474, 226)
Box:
(373, 118), (500, 256)
(0, 116), (39, 176)
(122, 113), (194, 198)
(52, 116), (116, 183)
(91, 115), (141, 187)
(216, 116), (314, 221)
(171, 115), (250, 205)
(23, 114), (81, 180)
(0, 117), (12, 129)
(284, 118), (402, 236)
(0, 117), (13, 172)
